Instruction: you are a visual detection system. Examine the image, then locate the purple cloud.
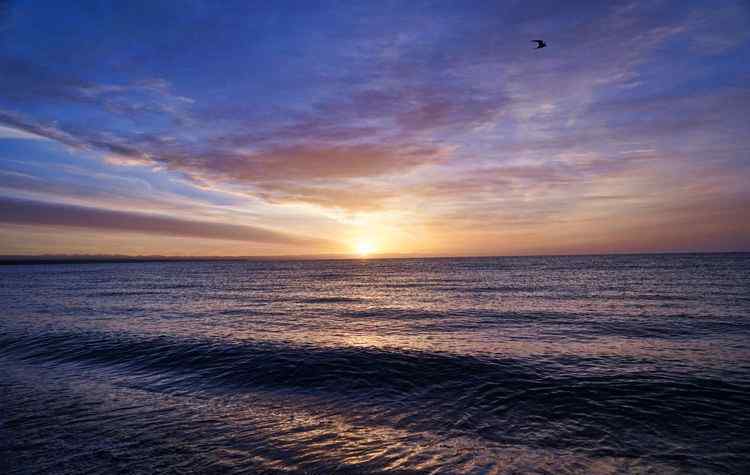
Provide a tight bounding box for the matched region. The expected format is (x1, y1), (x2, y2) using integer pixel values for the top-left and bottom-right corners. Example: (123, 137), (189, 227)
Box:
(0, 196), (334, 247)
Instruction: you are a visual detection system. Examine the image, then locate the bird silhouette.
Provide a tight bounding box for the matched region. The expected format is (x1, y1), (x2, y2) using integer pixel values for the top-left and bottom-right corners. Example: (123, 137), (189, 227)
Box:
(532, 40), (547, 49)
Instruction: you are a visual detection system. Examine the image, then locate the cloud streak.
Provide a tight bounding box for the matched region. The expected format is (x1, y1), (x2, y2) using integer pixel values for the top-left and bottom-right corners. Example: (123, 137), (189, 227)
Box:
(0, 197), (333, 247)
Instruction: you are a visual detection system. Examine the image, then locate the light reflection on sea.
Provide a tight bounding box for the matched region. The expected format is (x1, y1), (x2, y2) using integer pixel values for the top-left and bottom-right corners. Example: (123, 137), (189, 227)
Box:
(1, 254), (749, 473)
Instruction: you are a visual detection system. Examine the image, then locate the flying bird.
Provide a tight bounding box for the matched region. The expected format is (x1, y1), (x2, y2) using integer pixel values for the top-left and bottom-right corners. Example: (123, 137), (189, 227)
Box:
(532, 40), (547, 49)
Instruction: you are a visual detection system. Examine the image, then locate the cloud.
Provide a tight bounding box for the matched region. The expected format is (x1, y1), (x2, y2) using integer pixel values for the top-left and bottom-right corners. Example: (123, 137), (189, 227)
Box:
(0, 0), (748, 232)
(205, 144), (449, 181)
(0, 125), (48, 141)
(0, 108), (455, 211)
(0, 55), (193, 124)
(0, 196), (334, 247)
(0, 110), (86, 148)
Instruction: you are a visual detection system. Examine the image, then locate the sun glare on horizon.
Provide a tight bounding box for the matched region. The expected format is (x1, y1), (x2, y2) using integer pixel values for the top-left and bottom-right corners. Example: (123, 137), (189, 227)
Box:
(354, 241), (377, 257)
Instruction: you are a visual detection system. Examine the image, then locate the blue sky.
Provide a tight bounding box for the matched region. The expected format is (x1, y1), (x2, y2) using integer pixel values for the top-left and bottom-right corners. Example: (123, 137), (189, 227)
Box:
(1, 0), (748, 256)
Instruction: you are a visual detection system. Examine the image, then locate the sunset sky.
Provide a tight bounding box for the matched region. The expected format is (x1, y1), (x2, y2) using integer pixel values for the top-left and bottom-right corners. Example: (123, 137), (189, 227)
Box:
(1, 0), (748, 257)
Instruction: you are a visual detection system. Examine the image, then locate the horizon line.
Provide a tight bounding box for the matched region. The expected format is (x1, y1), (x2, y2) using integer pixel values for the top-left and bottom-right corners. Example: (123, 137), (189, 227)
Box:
(1, 250), (748, 265)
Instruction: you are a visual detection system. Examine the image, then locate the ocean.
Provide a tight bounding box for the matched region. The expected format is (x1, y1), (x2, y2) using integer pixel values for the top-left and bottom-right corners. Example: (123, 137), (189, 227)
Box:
(1, 254), (748, 474)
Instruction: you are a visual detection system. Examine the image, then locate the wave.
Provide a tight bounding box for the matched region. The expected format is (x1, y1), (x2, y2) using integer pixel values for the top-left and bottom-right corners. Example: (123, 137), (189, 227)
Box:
(1, 328), (748, 459)
(300, 297), (367, 304)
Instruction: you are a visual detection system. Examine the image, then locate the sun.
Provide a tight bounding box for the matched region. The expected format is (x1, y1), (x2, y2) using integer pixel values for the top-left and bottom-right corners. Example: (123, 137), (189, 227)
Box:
(354, 241), (377, 257)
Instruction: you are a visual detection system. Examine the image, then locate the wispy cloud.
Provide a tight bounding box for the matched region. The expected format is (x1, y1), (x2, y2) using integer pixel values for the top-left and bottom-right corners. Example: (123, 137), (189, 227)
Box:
(0, 0), (748, 254)
(0, 196), (335, 247)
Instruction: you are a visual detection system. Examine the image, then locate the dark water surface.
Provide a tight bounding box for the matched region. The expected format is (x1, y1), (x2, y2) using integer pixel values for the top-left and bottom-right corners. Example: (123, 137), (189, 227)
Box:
(1, 254), (749, 474)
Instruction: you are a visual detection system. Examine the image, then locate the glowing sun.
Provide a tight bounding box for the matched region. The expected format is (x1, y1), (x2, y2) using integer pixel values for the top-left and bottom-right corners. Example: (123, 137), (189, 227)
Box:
(354, 241), (377, 257)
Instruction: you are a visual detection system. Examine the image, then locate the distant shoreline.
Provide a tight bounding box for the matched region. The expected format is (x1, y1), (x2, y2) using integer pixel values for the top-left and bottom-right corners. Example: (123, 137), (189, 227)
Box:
(0, 251), (747, 266)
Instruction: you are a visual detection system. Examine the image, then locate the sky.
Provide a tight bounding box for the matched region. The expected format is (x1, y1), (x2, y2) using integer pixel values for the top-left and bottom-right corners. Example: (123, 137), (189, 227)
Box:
(1, 0), (749, 257)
